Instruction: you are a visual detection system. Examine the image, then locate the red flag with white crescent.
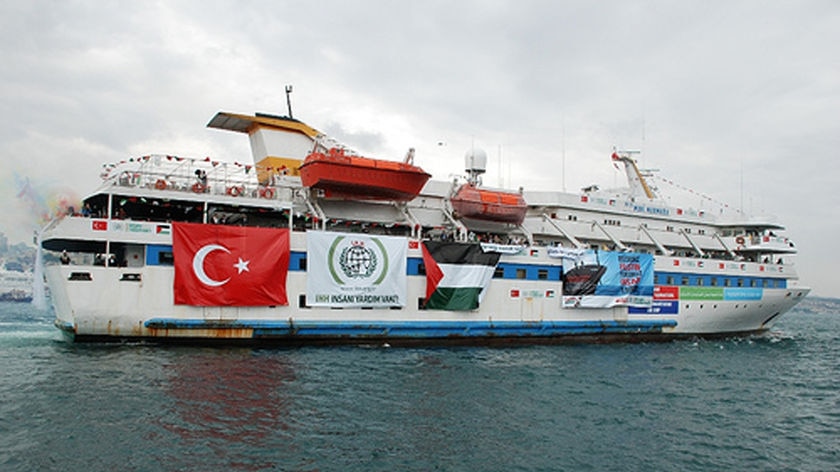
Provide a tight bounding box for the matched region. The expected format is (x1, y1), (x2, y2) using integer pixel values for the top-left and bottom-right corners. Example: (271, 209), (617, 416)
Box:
(172, 222), (290, 306)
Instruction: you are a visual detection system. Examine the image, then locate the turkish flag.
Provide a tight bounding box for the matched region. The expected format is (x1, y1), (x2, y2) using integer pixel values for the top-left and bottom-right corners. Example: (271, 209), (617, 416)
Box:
(172, 222), (290, 306)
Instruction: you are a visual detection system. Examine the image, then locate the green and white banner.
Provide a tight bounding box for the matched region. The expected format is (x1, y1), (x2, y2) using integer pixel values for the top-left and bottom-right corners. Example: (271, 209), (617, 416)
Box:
(307, 231), (407, 308)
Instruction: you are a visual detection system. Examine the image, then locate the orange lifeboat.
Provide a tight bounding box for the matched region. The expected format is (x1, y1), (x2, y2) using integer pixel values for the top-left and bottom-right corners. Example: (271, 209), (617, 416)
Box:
(450, 184), (527, 224)
(298, 148), (431, 201)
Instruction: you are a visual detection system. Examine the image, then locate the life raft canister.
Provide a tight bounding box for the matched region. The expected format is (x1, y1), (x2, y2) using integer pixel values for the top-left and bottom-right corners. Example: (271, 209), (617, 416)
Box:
(259, 187), (275, 199)
(192, 182), (207, 193)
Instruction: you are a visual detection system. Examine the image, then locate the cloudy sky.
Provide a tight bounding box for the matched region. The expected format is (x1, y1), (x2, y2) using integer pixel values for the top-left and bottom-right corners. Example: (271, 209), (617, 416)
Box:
(1, 1), (838, 296)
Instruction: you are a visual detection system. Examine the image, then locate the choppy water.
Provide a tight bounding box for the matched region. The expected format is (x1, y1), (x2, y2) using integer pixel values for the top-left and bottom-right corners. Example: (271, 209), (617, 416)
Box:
(1, 300), (838, 471)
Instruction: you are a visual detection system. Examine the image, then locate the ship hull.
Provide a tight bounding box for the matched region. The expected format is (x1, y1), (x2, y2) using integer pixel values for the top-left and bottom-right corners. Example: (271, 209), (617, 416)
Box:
(46, 255), (809, 345)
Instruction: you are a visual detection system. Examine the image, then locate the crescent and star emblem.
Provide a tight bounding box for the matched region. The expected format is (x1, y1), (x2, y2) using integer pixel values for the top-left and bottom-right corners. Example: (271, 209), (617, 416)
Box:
(192, 244), (250, 287)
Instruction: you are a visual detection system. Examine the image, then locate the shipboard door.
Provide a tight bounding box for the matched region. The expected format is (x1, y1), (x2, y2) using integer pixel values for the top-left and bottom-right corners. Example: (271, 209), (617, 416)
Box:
(202, 306), (240, 321)
(519, 288), (544, 322)
(202, 307), (222, 321)
(613, 305), (628, 322)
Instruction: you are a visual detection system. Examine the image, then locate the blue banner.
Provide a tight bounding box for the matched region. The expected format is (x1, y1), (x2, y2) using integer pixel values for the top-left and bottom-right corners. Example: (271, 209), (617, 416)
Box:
(562, 250), (654, 308)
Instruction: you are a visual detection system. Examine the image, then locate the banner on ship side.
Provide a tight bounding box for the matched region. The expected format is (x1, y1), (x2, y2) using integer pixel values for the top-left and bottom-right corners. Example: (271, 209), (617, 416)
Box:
(561, 250), (654, 309)
(422, 241), (501, 311)
(307, 231), (407, 308)
(172, 222), (290, 306)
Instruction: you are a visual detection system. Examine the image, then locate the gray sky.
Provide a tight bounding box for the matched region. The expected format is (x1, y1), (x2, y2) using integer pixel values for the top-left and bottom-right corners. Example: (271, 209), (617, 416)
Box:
(2, 1), (838, 297)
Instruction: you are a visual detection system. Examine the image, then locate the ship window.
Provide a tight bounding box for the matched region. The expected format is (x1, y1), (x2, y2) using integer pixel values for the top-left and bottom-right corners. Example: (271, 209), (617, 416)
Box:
(417, 263), (426, 276)
(158, 251), (174, 265)
(298, 294), (310, 309)
(418, 298), (426, 310)
(494, 267), (505, 278)
(698, 229), (706, 235)
(710, 278), (718, 287)
(775, 280), (783, 288)
(750, 279), (758, 287)
(681, 277), (689, 286)
(516, 268), (527, 279)
(666, 226), (674, 232)
(697, 277), (705, 286)
(763, 280), (769, 288)
(666, 276), (675, 285)
(724, 278), (732, 287)
(737, 279), (744, 287)
(298, 257), (307, 271)
(538, 269), (549, 280)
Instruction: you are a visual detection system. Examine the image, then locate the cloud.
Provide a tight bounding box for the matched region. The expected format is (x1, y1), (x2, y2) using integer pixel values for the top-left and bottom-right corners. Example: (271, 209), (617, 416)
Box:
(1, 0), (838, 295)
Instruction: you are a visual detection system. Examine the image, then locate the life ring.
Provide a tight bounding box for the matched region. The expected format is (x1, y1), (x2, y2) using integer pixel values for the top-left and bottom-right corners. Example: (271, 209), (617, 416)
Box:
(227, 186), (243, 197)
(192, 182), (206, 193)
(735, 236), (745, 245)
(259, 187), (275, 199)
(155, 179), (167, 190)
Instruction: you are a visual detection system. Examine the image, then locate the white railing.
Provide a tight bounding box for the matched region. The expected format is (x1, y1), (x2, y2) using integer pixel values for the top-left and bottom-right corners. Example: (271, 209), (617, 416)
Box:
(102, 154), (276, 198)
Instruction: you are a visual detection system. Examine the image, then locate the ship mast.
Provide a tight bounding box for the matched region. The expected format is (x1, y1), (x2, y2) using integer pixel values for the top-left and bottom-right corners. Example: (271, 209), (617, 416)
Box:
(611, 149), (656, 200)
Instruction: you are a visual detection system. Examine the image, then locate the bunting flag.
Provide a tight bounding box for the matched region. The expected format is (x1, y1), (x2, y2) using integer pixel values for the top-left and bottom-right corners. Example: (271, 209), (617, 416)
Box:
(421, 241), (501, 311)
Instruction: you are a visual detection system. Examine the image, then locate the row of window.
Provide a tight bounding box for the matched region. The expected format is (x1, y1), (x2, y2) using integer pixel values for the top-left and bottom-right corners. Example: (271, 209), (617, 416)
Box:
(664, 226), (706, 235)
(656, 272), (786, 289)
(556, 212), (707, 234)
(405, 258), (563, 281)
(145, 246), (786, 287)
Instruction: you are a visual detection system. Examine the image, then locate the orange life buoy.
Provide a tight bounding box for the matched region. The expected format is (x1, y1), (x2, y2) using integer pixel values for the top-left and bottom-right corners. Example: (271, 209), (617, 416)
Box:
(226, 186), (243, 197)
(192, 182), (206, 193)
(735, 236), (745, 245)
(155, 179), (167, 190)
(259, 187), (275, 199)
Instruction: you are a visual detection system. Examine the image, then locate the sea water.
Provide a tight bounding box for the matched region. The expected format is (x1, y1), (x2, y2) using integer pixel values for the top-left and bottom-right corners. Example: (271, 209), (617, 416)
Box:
(0, 299), (838, 471)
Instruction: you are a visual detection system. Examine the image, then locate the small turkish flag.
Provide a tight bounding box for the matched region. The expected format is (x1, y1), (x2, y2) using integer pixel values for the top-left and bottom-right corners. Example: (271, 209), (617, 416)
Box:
(172, 222), (290, 306)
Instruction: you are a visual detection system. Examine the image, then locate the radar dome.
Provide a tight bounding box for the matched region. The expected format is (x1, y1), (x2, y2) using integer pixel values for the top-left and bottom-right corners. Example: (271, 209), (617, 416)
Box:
(464, 148), (487, 175)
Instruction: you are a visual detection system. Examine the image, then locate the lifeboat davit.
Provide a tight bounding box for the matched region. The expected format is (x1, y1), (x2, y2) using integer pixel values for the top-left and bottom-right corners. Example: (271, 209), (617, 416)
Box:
(450, 184), (528, 224)
(299, 148), (431, 201)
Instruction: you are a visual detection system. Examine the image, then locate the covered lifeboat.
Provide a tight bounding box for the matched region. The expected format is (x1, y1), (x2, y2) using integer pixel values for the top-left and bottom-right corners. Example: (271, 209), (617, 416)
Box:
(298, 147), (431, 201)
(450, 184), (528, 224)
(450, 147), (527, 225)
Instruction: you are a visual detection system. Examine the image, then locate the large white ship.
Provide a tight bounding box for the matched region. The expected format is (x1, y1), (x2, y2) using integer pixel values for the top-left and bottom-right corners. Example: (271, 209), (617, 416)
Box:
(40, 110), (809, 344)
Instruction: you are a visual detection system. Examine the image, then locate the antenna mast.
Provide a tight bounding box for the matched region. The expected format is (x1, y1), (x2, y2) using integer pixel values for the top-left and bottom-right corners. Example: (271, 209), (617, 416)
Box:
(285, 85), (294, 118)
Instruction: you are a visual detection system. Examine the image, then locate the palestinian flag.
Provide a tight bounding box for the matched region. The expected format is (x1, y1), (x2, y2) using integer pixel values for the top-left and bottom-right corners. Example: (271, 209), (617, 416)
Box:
(421, 241), (501, 311)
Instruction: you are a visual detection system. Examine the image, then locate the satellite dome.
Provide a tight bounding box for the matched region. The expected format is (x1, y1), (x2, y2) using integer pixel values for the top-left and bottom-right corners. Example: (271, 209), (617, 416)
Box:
(464, 148), (487, 175)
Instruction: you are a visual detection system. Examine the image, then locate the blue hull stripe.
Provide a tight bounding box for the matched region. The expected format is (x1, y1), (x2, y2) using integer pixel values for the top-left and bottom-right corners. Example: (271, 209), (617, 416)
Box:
(144, 318), (677, 338)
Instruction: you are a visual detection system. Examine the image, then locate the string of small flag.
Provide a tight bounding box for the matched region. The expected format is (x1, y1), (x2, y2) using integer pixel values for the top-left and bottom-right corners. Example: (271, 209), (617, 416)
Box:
(651, 175), (742, 214)
(100, 154), (289, 180)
